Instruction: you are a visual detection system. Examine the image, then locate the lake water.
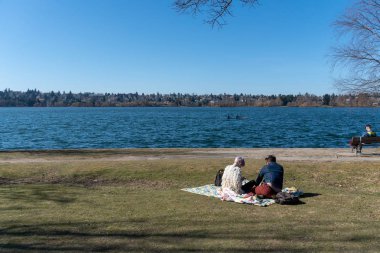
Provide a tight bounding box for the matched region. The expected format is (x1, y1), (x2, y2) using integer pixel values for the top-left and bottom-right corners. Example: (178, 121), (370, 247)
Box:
(0, 107), (379, 150)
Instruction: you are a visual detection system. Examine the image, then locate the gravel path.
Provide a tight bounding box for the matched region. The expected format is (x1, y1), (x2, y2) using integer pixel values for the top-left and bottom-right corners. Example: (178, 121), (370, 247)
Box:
(1, 148), (380, 163)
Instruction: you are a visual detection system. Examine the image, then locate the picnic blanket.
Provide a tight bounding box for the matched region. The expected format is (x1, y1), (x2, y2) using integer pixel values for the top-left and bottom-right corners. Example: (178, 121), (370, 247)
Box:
(181, 185), (303, 207)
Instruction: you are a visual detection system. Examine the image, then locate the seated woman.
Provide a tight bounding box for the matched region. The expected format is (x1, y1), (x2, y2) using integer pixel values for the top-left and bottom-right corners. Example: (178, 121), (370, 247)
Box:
(221, 156), (245, 195)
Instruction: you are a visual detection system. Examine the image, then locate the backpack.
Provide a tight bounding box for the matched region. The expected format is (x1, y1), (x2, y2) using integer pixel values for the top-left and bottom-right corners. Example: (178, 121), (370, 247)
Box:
(275, 192), (300, 205)
(214, 169), (224, 186)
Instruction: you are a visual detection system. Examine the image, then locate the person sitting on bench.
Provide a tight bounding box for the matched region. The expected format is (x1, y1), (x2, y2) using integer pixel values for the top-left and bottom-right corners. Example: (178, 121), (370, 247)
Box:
(362, 124), (376, 137)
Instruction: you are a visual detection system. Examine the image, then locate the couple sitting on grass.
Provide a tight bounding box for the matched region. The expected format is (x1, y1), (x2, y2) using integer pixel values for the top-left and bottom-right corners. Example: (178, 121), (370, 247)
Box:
(221, 155), (283, 199)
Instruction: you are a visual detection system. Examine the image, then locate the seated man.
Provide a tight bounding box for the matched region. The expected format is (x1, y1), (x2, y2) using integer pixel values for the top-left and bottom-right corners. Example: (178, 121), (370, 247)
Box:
(253, 155), (284, 198)
(363, 124), (376, 137)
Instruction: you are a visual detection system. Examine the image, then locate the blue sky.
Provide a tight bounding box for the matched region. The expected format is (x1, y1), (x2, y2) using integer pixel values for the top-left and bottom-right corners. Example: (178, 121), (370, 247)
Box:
(0, 0), (355, 95)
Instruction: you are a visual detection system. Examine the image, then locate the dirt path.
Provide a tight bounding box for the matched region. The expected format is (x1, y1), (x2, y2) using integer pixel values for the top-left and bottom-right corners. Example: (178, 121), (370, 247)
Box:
(1, 148), (380, 163)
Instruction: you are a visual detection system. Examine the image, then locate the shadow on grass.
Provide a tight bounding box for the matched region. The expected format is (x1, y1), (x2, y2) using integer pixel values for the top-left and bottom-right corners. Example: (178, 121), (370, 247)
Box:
(0, 185), (77, 204)
(0, 219), (377, 252)
(300, 192), (321, 198)
(0, 243), (310, 253)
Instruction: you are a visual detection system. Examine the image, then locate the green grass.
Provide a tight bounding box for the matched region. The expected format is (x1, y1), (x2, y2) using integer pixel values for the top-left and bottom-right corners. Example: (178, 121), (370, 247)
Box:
(0, 156), (379, 252)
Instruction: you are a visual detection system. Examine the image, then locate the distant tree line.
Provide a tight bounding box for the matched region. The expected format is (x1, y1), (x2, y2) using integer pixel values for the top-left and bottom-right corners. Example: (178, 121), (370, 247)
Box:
(1, 89), (380, 107)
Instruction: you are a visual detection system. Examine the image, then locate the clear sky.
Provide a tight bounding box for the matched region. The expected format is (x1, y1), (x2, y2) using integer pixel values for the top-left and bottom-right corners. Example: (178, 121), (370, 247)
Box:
(0, 0), (355, 95)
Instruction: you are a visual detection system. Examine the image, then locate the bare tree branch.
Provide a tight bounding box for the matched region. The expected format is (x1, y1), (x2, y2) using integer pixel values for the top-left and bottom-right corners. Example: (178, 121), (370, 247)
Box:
(333, 0), (380, 93)
(174, 0), (259, 27)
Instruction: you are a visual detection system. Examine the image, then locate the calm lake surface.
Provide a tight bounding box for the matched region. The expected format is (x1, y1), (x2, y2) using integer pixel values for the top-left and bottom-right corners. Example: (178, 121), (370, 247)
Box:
(0, 107), (379, 150)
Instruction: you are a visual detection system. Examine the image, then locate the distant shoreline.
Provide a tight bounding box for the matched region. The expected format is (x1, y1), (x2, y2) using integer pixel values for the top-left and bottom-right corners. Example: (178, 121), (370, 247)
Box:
(2, 89), (380, 107)
(0, 105), (379, 108)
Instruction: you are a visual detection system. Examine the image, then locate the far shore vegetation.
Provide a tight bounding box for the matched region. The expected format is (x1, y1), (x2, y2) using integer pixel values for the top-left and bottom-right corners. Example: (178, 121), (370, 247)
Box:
(2, 89), (380, 107)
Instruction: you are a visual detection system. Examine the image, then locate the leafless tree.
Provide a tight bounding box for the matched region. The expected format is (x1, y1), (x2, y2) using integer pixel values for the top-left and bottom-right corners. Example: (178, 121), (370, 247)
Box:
(333, 0), (380, 94)
(174, 0), (259, 27)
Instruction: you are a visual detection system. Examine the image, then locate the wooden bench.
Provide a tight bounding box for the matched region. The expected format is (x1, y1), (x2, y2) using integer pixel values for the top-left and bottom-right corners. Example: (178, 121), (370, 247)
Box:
(350, 136), (380, 154)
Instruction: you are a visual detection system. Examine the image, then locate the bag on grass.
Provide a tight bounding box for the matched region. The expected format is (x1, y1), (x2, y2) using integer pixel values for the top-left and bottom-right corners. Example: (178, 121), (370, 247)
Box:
(275, 192), (300, 205)
(214, 169), (224, 186)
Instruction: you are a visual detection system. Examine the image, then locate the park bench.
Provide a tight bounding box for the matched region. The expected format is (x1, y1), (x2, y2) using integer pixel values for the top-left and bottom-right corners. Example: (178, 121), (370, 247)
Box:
(350, 136), (380, 154)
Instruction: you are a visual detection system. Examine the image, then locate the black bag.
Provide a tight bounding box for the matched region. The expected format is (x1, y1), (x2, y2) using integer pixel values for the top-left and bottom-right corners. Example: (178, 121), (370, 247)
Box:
(275, 192), (300, 205)
(241, 180), (257, 193)
(214, 169), (224, 186)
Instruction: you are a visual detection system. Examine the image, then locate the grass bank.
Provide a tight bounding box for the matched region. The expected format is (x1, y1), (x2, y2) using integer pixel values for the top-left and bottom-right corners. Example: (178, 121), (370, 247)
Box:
(0, 150), (379, 252)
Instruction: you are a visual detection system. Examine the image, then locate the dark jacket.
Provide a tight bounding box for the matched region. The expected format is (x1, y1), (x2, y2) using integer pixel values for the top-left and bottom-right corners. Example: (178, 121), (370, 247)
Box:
(255, 162), (284, 192)
(363, 131), (376, 137)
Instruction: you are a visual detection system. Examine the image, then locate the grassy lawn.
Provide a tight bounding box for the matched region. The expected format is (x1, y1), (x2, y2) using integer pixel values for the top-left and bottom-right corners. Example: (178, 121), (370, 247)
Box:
(0, 155), (379, 252)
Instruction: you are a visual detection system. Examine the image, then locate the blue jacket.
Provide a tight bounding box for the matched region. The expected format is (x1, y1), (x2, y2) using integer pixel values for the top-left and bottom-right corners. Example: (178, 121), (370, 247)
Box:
(255, 162), (284, 191)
